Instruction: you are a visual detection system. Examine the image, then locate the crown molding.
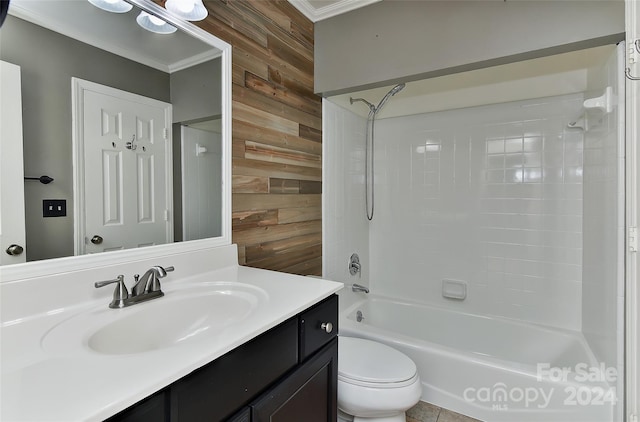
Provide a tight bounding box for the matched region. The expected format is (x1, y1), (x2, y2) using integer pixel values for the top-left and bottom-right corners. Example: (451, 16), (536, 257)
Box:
(287, 0), (381, 23)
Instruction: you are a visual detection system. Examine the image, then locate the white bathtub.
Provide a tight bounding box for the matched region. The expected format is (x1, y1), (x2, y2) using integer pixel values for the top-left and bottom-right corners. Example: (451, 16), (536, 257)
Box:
(339, 295), (617, 422)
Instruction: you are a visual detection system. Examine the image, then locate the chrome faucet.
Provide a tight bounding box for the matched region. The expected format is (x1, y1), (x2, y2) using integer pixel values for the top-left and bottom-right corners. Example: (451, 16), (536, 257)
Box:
(95, 265), (174, 309)
(352, 283), (369, 294)
(132, 265), (174, 296)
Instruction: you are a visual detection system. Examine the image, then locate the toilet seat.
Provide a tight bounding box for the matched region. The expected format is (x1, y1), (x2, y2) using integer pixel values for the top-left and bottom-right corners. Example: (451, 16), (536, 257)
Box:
(338, 336), (418, 389)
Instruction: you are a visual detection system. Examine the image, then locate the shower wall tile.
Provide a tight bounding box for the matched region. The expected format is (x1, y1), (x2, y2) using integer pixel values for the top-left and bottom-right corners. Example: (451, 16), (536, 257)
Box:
(582, 46), (624, 391)
(322, 100), (370, 293)
(370, 94), (586, 330)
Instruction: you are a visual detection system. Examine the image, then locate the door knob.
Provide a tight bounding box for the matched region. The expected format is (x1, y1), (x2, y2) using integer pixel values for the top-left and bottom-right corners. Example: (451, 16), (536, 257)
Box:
(91, 235), (104, 245)
(5, 244), (24, 256)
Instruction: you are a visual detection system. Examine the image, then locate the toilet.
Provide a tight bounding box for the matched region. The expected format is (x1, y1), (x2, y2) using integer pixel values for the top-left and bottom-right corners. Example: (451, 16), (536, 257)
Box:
(337, 336), (422, 422)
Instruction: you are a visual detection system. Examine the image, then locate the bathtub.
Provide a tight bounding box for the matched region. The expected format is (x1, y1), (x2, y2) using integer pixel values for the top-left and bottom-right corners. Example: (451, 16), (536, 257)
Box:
(339, 295), (617, 422)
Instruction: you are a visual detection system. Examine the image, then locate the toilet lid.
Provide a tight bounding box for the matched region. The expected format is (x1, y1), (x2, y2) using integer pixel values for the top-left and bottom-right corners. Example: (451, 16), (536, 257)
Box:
(338, 336), (417, 386)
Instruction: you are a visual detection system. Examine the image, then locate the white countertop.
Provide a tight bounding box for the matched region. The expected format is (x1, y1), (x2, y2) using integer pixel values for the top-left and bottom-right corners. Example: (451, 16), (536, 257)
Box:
(1, 264), (343, 421)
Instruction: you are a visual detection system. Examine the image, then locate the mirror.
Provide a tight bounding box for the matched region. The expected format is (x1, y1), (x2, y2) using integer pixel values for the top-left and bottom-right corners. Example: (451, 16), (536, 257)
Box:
(0, 0), (230, 265)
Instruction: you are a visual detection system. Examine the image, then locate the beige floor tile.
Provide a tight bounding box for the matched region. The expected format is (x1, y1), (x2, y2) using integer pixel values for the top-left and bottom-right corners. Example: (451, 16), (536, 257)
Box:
(406, 401), (440, 422)
(436, 408), (482, 422)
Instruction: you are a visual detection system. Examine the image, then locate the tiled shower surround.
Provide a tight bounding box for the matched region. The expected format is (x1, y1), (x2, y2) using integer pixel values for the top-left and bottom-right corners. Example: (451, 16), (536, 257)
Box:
(326, 93), (589, 331)
(324, 47), (625, 421)
(370, 94), (586, 330)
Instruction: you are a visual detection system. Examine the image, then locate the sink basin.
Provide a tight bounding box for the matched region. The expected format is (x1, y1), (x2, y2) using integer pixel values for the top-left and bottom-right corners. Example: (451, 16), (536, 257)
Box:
(42, 282), (267, 356)
(89, 291), (257, 354)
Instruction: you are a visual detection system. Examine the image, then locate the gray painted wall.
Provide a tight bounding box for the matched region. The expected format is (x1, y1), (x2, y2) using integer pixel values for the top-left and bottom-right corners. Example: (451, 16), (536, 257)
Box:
(169, 57), (222, 242)
(314, 0), (625, 96)
(171, 58), (222, 123)
(0, 16), (170, 262)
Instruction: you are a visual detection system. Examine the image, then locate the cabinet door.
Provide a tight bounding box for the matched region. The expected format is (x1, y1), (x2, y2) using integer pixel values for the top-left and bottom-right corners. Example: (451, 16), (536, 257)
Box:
(226, 407), (250, 422)
(105, 391), (167, 422)
(251, 338), (338, 422)
(171, 319), (298, 421)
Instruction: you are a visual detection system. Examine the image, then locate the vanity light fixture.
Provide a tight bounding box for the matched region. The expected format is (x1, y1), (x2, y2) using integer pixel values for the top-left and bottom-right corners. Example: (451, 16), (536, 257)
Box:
(87, 0), (133, 13)
(165, 0), (208, 21)
(136, 11), (177, 34)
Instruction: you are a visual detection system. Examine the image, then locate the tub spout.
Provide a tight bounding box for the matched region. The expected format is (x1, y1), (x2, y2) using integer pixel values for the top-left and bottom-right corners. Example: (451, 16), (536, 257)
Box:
(352, 283), (369, 294)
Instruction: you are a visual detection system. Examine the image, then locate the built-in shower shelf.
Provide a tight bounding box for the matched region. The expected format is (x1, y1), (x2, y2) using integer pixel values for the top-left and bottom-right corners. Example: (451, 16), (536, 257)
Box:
(584, 86), (614, 114)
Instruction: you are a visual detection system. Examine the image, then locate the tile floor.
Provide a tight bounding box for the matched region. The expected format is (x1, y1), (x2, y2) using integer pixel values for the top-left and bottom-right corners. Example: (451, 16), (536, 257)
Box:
(406, 401), (482, 422)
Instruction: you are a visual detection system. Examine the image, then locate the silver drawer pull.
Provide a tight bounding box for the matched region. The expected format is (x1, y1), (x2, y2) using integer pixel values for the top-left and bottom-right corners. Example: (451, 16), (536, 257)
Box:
(320, 322), (333, 333)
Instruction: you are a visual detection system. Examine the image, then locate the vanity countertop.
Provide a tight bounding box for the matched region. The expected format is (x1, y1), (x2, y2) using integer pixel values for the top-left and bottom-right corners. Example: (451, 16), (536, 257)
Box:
(1, 261), (343, 421)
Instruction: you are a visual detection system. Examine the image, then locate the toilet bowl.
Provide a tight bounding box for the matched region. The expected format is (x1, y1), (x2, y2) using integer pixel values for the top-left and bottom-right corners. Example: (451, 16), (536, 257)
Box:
(337, 336), (422, 422)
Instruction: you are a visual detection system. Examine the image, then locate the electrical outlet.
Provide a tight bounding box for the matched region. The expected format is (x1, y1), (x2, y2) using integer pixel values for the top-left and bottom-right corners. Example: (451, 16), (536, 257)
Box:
(43, 199), (66, 217)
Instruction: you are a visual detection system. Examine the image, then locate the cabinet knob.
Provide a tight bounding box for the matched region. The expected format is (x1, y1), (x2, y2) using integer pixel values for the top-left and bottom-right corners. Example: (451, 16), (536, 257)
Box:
(320, 322), (333, 333)
(5, 244), (24, 256)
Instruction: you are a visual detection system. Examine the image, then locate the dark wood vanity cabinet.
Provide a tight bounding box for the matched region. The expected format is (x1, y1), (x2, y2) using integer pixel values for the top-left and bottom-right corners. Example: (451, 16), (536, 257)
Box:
(106, 294), (338, 422)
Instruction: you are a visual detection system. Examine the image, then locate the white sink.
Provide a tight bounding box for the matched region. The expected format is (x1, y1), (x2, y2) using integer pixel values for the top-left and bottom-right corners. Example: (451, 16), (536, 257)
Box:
(42, 282), (268, 355)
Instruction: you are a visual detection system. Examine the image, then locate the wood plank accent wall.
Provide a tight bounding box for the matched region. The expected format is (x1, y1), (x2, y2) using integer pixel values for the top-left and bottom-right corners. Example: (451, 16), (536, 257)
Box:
(199, 0), (322, 275)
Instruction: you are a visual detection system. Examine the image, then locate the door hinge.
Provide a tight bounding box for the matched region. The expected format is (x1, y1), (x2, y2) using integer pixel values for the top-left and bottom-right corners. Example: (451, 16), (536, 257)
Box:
(629, 413), (638, 422)
(630, 227), (638, 252)
(164, 209), (170, 221)
(163, 128), (169, 139)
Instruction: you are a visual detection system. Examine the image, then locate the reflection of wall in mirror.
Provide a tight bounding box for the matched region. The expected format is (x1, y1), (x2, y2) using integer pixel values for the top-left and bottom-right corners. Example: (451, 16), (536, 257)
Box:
(170, 60), (223, 242)
(180, 125), (222, 241)
(0, 15), (221, 262)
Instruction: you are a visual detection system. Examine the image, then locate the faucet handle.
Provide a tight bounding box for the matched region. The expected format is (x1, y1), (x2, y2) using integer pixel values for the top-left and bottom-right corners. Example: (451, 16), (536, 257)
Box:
(95, 274), (125, 289)
(147, 265), (174, 293)
(95, 275), (129, 308)
(157, 265), (174, 277)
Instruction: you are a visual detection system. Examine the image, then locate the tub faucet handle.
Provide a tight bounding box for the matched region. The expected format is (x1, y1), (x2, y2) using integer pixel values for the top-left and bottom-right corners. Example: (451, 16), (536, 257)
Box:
(349, 253), (361, 277)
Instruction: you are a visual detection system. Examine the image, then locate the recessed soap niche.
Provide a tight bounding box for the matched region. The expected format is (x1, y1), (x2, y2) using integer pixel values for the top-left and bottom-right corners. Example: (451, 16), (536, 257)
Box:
(442, 279), (467, 300)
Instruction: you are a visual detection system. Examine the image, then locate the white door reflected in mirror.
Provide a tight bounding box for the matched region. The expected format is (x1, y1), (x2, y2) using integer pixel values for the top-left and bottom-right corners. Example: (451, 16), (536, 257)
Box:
(0, 61), (26, 265)
(73, 78), (174, 255)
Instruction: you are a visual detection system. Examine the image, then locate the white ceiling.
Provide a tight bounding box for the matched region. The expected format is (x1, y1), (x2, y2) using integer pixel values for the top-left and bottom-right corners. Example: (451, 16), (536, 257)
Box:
(8, 0), (220, 73)
(287, 0), (382, 22)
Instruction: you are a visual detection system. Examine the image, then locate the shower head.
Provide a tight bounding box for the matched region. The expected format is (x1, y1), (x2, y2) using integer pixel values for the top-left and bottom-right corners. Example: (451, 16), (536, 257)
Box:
(349, 83), (405, 115)
(375, 83), (406, 113)
(350, 97), (376, 112)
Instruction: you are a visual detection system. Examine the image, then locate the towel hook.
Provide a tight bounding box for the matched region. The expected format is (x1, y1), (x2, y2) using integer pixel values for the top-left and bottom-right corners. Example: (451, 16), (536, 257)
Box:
(125, 134), (137, 150)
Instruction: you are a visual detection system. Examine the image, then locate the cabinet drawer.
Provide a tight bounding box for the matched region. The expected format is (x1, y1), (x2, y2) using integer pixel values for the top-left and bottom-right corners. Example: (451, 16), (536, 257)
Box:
(170, 318), (298, 421)
(299, 295), (338, 361)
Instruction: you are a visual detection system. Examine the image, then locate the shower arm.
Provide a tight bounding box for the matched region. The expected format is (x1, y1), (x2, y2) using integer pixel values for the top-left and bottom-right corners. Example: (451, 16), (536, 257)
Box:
(350, 97), (376, 112)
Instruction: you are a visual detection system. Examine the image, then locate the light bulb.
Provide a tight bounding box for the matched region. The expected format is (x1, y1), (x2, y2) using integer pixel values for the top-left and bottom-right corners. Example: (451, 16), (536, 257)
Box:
(87, 0), (133, 13)
(165, 0), (207, 21)
(136, 11), (177, 34)
(175, 0), (194, 13)
(148, 15), (166, 26)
